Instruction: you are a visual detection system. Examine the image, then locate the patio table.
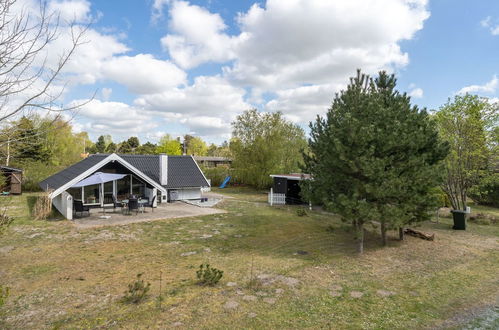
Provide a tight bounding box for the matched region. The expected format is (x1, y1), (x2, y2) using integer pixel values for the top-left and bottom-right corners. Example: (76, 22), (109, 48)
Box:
(120, 199), (148, 214)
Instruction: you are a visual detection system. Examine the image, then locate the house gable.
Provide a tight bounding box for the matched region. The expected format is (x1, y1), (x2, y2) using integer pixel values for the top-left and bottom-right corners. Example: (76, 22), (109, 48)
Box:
(41, 154), (167, 199)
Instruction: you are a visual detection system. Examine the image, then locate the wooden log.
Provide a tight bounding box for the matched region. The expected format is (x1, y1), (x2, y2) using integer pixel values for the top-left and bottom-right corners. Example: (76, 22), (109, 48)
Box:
(404, 228), (434, 241)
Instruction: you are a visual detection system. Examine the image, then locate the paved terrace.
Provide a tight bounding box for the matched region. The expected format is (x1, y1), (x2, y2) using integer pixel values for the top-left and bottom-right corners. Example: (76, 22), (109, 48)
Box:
(72, 201), (226, 228)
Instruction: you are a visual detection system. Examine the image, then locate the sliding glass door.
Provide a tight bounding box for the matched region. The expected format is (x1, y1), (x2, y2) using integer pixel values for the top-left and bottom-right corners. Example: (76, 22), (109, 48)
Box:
(84, 184), (100, 205)
(103, 181), (114, 204)
(116, 175), (131, 200)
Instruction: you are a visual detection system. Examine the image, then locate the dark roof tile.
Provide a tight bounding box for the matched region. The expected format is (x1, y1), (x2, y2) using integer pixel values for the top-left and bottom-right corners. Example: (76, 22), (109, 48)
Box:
(39, 154), (107, 191)
(39, 154), (209, 192)
(166, 156), (209, 188)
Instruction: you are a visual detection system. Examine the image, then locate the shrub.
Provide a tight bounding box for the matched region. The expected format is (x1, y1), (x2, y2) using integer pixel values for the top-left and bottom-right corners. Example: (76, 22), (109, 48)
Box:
(0, 209), (13, 236)
(33, 191), (53, 220)
(121, 273), (151, 304)
(296, 208), (307, 217)
(196, 264), (223, 286)
(468, 173), (499, 207)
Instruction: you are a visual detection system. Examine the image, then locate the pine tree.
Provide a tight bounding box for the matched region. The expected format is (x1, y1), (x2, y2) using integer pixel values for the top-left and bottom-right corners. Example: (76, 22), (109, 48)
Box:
(95, 135), (107, 153)
(305, 70), (448, 253)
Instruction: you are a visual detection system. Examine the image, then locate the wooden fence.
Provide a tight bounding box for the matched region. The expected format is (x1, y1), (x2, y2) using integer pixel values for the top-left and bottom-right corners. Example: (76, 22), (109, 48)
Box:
(268, 188), (286, 205)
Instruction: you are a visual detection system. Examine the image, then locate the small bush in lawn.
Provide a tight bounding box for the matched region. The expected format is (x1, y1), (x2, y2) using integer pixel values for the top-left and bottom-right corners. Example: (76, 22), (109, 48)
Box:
(0, 210), (13, 236)
(121, 273), (151, 304)
(196, 264), (223, 286)
(296, 208), (307, 217)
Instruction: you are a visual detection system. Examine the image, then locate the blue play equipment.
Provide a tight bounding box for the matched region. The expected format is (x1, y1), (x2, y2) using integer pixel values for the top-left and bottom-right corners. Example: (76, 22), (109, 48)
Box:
(219, 176), (231, 188)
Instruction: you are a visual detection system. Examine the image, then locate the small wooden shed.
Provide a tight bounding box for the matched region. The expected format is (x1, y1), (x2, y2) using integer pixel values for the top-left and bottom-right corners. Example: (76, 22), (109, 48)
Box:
(1, 166), (22, 195)
(269, 173), (311, 205)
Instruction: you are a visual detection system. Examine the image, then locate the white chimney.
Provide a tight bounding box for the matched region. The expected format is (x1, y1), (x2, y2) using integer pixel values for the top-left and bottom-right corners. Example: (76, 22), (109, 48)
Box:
(159, 154), (168, 185)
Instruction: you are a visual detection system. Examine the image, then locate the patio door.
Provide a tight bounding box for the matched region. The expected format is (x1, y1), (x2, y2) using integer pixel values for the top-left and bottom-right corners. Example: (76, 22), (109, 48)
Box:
(103, 181), (114, 205)
(84, 184), (100, 205)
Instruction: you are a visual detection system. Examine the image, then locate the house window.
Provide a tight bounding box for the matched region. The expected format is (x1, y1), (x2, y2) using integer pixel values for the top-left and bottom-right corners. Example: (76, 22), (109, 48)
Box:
(131, 175), (145, 197)
(84, 184), (100, 204)
(68, 187), (82, 200)
(103, 181), (114, 204)
(116, 175), (131, 199)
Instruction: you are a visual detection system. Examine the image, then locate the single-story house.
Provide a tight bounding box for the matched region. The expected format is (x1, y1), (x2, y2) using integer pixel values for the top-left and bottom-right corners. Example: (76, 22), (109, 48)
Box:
(39, 153), (210, 220)
(269, 173), (311, 205)
(1, 166), (22, 194)
(193, 156), (232, 168)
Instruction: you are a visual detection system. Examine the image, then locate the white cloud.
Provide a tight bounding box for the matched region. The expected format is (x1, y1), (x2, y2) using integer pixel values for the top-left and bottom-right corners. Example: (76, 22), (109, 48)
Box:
(265, 83), (340, 124)
(135, 75), (250, 118)
(101, 88), (112, 100)
(48, 0), (93, 23)
(409, 87), (423, 98)
(134, 75), (251, 136)
(151, 0), (170, 22)
(102, 54), (187, 94)
(457, 75), (498, 95)
(180, 116), (231, 137)
(230, 0), (427, 89)
(6, 0), (435, 142)
(57, 28), (130, 85)
(480, 16), (499, 36)
(74, 99), (160, 136)
(481, 16), (491, 27)
(160, 0), (428, 89)
(150, 0), (431, 133)
(160, 1), (236, 69)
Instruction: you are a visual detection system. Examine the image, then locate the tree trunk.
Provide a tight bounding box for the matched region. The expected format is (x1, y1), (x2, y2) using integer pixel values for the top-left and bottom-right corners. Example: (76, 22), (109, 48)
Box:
(5, 138), (10, 166)
(398, 227), (404, 241)
(355, 221), (364, 254)
(381, 221), (387, 246)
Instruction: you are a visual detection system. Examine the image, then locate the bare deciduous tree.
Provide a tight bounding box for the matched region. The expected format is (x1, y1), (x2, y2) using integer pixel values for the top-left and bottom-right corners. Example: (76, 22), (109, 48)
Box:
(0, 0), (90, 123)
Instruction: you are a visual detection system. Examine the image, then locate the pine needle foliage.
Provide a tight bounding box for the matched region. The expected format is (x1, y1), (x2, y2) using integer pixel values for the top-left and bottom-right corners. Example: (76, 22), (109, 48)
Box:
(196, 264), (223, 286)
(305, 70), (448, 252)
(121, 273), (151, 304)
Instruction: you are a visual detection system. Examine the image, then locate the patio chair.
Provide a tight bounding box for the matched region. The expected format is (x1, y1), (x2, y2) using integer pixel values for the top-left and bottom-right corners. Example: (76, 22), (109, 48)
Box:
(128, 198), (139, 215)
(112, 195), (122, 212)
(74, 200), (90, 218)
(147, 195), (156, 212)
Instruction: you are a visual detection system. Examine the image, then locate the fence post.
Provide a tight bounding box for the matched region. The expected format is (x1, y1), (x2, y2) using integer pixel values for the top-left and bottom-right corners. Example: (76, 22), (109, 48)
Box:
(270, 188), (273, 206)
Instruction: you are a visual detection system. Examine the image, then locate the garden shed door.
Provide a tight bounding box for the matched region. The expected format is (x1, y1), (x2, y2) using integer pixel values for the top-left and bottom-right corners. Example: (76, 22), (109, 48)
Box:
(10, 172), (21, 194)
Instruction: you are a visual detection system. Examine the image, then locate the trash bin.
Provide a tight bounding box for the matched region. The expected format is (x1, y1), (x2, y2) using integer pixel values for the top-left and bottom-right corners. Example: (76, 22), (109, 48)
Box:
(451, 210), (467, 230)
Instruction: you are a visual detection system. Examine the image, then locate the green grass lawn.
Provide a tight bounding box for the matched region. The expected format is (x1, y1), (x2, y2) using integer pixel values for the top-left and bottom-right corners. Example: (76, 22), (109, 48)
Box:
(0, 189), (498, 329)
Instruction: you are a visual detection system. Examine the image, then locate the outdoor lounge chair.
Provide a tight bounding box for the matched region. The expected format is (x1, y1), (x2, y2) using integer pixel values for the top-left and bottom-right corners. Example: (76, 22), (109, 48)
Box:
(128, 198), (139, 215)
(74, 200), (90, 218)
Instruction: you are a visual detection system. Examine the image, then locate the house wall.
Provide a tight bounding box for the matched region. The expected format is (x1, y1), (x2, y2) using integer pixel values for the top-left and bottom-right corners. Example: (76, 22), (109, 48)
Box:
(168, 188), (202, 201)
(145, 187), (158, 207)
(52, 191), (73, 220)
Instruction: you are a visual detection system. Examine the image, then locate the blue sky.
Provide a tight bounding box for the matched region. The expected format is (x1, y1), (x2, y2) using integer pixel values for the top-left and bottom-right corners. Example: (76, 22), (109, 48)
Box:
(38, 0), (499, 144)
